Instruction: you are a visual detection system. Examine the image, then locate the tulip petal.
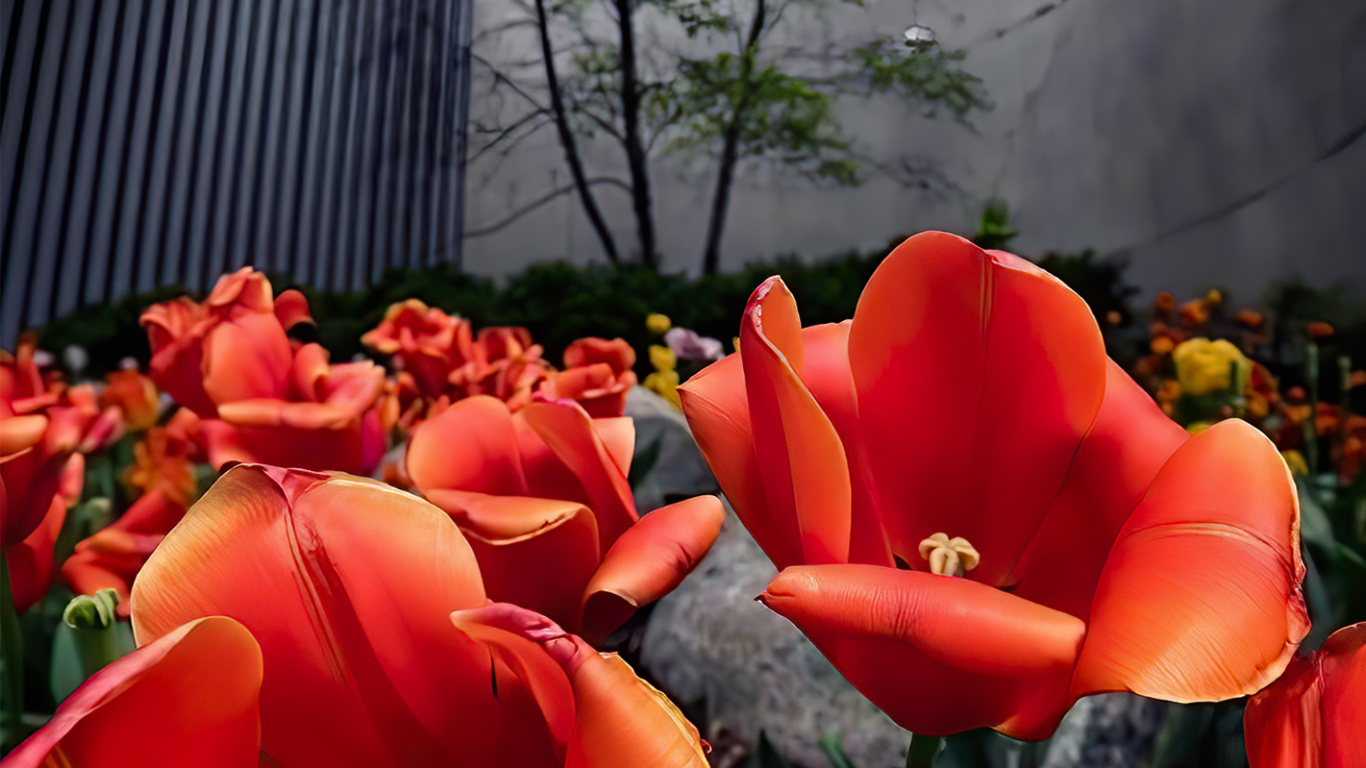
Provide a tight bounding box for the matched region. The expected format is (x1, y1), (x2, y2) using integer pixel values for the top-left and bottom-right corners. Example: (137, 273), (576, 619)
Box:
(1009, 360), (1189, 619)
(1244, 623), (1366, 768)
(1072, 420), (1309, 702)
(679, 354), (790, 563)
(132, 466), (498, 768)
(201, 313), (293, 404)
(6, 493), (66, 614)
(6, 616), (262, 768)
(591, 416), (635, 478)
(847, 232), (1106, 584)
(541, 634), (709, 768)
(451, 602), (578, 763)
(581, 495), (725, 642)
(408, 396), (530, 497)
(796, 321), (892, 567)
(521, 401), (638, 549)
(760, 563), (1085, 739)
(438, 492), (602, 633)
(739, 278), (852, 566)
(1, 413), (47, 455)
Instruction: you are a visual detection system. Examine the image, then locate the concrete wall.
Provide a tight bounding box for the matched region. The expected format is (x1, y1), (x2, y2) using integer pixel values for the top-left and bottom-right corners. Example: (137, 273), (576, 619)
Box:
(462, 0), (1366, 302)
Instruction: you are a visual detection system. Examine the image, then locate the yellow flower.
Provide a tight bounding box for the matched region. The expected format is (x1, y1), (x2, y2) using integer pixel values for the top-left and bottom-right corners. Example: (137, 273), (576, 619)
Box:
(643, 369), (681, 409)
(1186, 421), (1212, 435)
(649, 344), (677, 373)
(646, 313), (672, 335)
(1172, 338), (1251, 396)
(1280, 450), (1309, 476)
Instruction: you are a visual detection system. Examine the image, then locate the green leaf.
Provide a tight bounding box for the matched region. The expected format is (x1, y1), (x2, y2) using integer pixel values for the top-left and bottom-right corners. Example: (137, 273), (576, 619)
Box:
(628, 436), (664, 490)
(1298, 479), (1337, 554)
(819, 733), (860, 768)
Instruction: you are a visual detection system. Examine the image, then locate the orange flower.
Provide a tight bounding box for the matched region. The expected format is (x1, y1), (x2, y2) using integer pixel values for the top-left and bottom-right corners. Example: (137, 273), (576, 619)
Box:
(361, 299), (476, 401)
(1244, 623), (1365, 768)
(447, 327), (551, 411)
(680, 232), (1307, 739)
(1307, 321), (1335, 341)
(3, 337), (120, 612)
(101, 368), (161, 432)
(1235, 308), (1266, 330)
(1180, 298), (1210, 326)
(538, 338), (639, 418)
(407, 397), (724, 641)
(124, 424), (198, 504)
(28, 464), (708, 767)
(141, 269), (385, 474)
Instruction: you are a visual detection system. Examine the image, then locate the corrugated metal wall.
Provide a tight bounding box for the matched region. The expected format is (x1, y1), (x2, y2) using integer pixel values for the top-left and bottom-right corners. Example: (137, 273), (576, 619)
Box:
(0, 0), (474, 346)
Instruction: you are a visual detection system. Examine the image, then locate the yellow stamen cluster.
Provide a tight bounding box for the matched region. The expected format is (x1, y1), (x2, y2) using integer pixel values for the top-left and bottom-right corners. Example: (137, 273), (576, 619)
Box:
(918, 533), (980, 577)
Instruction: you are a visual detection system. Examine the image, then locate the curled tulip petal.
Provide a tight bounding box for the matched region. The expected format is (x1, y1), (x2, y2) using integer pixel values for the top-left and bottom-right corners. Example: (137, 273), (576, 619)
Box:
(760, 564), (1085, 739)
(132, 466), (496, 768)
(581, 495), (725, 642)
(521, 401), (638, 549)
(540, 633), (709, 768)
(441, 494), (602, 633)
(741, 279), (852, 566)
(1073, 420), (1309, 702)
(679, 354), (786, 562)
(590, 416), (635, 477)
(201, 313), (293, 405)
(6, 493), (66, 614)
(6, 616), (263, 768)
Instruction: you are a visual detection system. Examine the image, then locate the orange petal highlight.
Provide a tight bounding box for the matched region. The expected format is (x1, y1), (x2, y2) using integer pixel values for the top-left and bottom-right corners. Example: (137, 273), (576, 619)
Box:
(408, 395), (530, 497)
(1073, 420), (1308, 702)
(131, 466), (495, 767)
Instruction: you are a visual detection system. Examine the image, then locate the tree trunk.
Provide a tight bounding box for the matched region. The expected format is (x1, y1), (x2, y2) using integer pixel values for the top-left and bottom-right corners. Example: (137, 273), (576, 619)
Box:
(614, 0), (658, 269)
(534, 0), (619, 264)
(701, 0), (766, 276)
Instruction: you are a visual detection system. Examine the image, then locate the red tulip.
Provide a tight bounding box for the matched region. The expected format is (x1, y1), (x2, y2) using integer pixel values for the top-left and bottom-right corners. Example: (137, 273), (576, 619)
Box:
(4, 616), (264, 768)
(1244, 623), (1365, 768)
(407, 396), (724, 641)
(141, 269), (385, 474)
(361, 299), (476, 401)
(117, 464), (706, 767)
(680, 232), (1308, 739)
(538, 338), (639, 418)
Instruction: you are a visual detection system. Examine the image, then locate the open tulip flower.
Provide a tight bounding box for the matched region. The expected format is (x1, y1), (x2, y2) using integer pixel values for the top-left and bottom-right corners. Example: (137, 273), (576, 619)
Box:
(537, 337), (638, 419)
(3, 337), (120, 612)
(7, 464), (710, 767)
(447, 326), (551, 411)
(679, 232), (1308, 739)
(407, 396), (724, 641)
(1244, 623), (1365, 768)
(361, 299), (477, 402)
(141, 268), (385, 474)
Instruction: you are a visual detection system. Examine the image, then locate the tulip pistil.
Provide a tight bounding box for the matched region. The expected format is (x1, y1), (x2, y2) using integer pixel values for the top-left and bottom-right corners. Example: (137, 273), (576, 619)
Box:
(917, 533), (980, 577)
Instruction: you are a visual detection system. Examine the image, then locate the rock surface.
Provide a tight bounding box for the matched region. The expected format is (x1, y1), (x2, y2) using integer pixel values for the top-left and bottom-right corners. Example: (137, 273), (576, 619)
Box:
(639, 510), (911, 768)
(624, 386), (716, 513)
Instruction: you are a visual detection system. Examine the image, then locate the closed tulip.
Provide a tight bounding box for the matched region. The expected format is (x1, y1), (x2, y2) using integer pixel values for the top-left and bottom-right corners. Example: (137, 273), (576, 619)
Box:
(1244, 623), (1365, 768)
(680, 231), (1308, 739)
(141, 269), (384, 474)
(408, 396), (723, 641)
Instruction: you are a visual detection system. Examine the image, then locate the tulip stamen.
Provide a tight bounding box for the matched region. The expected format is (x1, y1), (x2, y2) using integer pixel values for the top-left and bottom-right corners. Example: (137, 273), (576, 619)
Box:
(917, 533), (980, 577)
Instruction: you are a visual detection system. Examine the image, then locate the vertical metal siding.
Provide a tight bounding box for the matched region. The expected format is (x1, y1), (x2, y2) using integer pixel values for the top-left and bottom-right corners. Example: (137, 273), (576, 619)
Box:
(0, 0), (473, 346)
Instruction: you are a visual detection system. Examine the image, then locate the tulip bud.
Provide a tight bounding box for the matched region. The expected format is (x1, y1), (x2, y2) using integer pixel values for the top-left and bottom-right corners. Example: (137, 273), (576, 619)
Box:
(64, 589), (120, 631)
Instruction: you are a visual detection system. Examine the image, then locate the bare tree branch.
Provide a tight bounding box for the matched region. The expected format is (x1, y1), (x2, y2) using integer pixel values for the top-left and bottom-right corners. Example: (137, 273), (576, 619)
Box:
(464, 177), (633, 238)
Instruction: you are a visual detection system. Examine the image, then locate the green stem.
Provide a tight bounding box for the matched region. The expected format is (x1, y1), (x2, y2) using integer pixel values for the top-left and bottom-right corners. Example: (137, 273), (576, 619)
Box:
(906, 734), (942, 768)
(1, 551), (25, 751)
